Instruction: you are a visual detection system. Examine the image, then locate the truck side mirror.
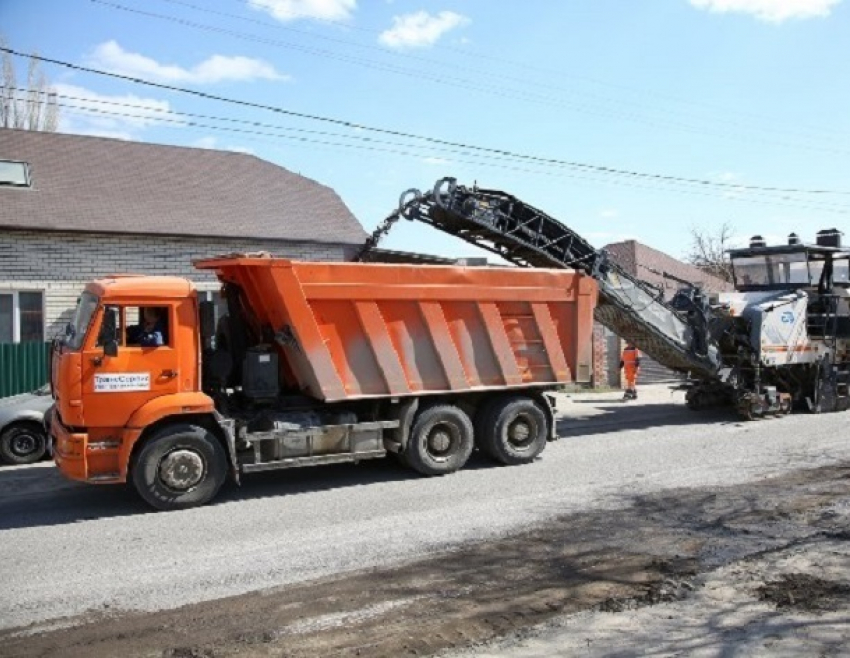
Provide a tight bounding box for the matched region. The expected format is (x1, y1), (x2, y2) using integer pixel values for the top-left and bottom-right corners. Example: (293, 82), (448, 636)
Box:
(101, 307), (119, 357)
(104, 339), (118, 358)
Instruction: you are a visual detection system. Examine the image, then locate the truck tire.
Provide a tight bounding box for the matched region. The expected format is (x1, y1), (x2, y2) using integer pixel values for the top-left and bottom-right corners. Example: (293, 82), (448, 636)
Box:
(404, 405), (473, 476)
(478, 396), (548, 465)
(131, 424), (227, 511)
(0, 422), (48, 465)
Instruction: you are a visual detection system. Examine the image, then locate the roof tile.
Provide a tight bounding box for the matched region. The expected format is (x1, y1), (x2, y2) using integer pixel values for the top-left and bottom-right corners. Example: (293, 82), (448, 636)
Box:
(0, 129), (367, 245)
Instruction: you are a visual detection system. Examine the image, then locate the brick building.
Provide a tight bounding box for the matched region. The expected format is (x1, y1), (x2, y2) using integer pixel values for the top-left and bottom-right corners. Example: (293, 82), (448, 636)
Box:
(593, 239), (732, 387)
(0, 129), (367, 346)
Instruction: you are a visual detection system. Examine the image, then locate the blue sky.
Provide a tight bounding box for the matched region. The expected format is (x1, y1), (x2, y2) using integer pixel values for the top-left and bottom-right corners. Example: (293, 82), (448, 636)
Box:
(3, 0), (850, 260)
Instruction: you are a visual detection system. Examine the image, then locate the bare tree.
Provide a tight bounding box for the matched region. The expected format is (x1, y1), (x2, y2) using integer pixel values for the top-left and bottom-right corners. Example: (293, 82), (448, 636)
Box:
(0, 37), (59, 132)
(686, 222), (735, 283)
(0, 39), (15, 129)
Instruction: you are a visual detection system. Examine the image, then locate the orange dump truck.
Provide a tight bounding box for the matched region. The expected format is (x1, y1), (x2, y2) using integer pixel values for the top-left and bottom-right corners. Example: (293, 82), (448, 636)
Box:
(49, 256), (596, 509)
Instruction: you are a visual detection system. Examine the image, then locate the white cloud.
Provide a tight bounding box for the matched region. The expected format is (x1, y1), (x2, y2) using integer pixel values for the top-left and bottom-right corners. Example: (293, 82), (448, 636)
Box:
(55, 83), (171, 127)
(192, 136), (219, 149)
(379, 11), (469, 49)
(599, 209), (619, 219)
(54, 83), (173, 139)
(689, 0), (841, 22)
(248, 0), (356, 22)
(190, 136), (256, 154)
(88, 41), (287, 84)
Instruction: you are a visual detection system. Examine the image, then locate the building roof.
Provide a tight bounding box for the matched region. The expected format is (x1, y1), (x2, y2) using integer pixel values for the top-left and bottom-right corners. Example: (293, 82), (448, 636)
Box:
(0, 129), (367, 245)
(604, 239), (732, 296)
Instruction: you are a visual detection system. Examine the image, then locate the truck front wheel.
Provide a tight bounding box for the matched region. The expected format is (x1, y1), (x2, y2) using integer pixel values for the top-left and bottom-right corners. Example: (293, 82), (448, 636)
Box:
(131, 425), (227, 511)
(405, 405), (473, 476)
(478, 396), (548, 465)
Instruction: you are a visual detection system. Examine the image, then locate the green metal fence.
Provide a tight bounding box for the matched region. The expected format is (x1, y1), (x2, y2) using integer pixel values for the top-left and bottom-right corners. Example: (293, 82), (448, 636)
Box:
(0, 342), (51, 398)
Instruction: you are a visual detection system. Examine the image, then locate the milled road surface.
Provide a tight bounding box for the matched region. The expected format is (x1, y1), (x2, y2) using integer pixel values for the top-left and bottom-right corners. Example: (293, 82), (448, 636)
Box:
(1, 385), (849, 657)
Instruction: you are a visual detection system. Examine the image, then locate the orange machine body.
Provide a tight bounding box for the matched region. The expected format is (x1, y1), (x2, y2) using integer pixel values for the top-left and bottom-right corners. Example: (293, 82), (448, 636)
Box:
(195, 257), (598, 401)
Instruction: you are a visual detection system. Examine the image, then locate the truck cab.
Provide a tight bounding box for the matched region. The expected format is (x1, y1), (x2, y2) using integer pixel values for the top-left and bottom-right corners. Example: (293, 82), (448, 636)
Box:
(50, 276), (214, 486)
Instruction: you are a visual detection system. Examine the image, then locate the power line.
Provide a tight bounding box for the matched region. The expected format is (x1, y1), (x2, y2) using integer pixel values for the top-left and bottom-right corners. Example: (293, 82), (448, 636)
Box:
(214, 0), (850, 145)
(95, 0), (850, 154)
(13, 90), (846, 215)
(10, 85), (848, 211)
(226, 0), (847, 141)
(95, 0), (708, 128)
(2, 45), (845, 199)
(55, 104), (850, 216)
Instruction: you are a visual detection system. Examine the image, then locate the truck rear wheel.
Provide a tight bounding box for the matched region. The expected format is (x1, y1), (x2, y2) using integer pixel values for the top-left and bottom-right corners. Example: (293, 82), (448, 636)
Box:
(478, 396), (548, 465)
(131, 424), (227, 511)
(405, 405), (473, 476)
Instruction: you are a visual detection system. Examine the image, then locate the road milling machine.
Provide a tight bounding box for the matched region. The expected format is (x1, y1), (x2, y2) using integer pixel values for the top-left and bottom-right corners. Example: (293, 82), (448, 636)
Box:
(359, 177), (850, 420)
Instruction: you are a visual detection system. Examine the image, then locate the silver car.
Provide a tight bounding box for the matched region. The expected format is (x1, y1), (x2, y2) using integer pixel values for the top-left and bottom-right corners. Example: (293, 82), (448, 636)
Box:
(0, 385), (53, 465)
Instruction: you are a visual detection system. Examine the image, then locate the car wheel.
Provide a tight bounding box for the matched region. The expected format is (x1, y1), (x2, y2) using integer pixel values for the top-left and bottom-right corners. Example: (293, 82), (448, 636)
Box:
(0, 422), (48, 465)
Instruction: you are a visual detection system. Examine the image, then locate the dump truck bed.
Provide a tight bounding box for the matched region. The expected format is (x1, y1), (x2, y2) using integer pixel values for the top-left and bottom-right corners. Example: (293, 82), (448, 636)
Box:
(196, 257), (597, 402)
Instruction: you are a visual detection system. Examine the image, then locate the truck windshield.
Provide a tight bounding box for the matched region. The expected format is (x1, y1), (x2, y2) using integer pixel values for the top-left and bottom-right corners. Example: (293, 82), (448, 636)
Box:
(65, 292), (98, 350)
(732, 253), (811, 288)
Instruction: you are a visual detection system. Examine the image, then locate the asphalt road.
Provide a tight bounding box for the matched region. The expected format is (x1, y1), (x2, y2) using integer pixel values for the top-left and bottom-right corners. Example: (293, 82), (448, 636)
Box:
(2, 385), (850, 633)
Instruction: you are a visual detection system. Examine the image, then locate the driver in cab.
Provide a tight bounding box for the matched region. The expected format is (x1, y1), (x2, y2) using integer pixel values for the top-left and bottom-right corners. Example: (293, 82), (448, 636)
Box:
(127, 307), (168, 347)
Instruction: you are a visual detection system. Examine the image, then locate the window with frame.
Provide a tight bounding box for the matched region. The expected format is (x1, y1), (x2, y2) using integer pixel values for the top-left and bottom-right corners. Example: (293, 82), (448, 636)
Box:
(0, 160), (31, 187)
(0, 291), (44, 343)
(96, 305), (124, 348)
(732, 253), (812, 287)
(97, 306), (170, 348)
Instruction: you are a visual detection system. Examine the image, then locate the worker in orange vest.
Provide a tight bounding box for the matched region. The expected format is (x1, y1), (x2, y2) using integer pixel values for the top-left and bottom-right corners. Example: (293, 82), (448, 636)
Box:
(620, 342), (641, 400)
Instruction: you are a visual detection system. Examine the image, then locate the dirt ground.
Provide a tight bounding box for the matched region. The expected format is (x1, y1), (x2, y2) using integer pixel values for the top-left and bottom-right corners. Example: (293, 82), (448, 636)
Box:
(2, 461), (849, 658)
